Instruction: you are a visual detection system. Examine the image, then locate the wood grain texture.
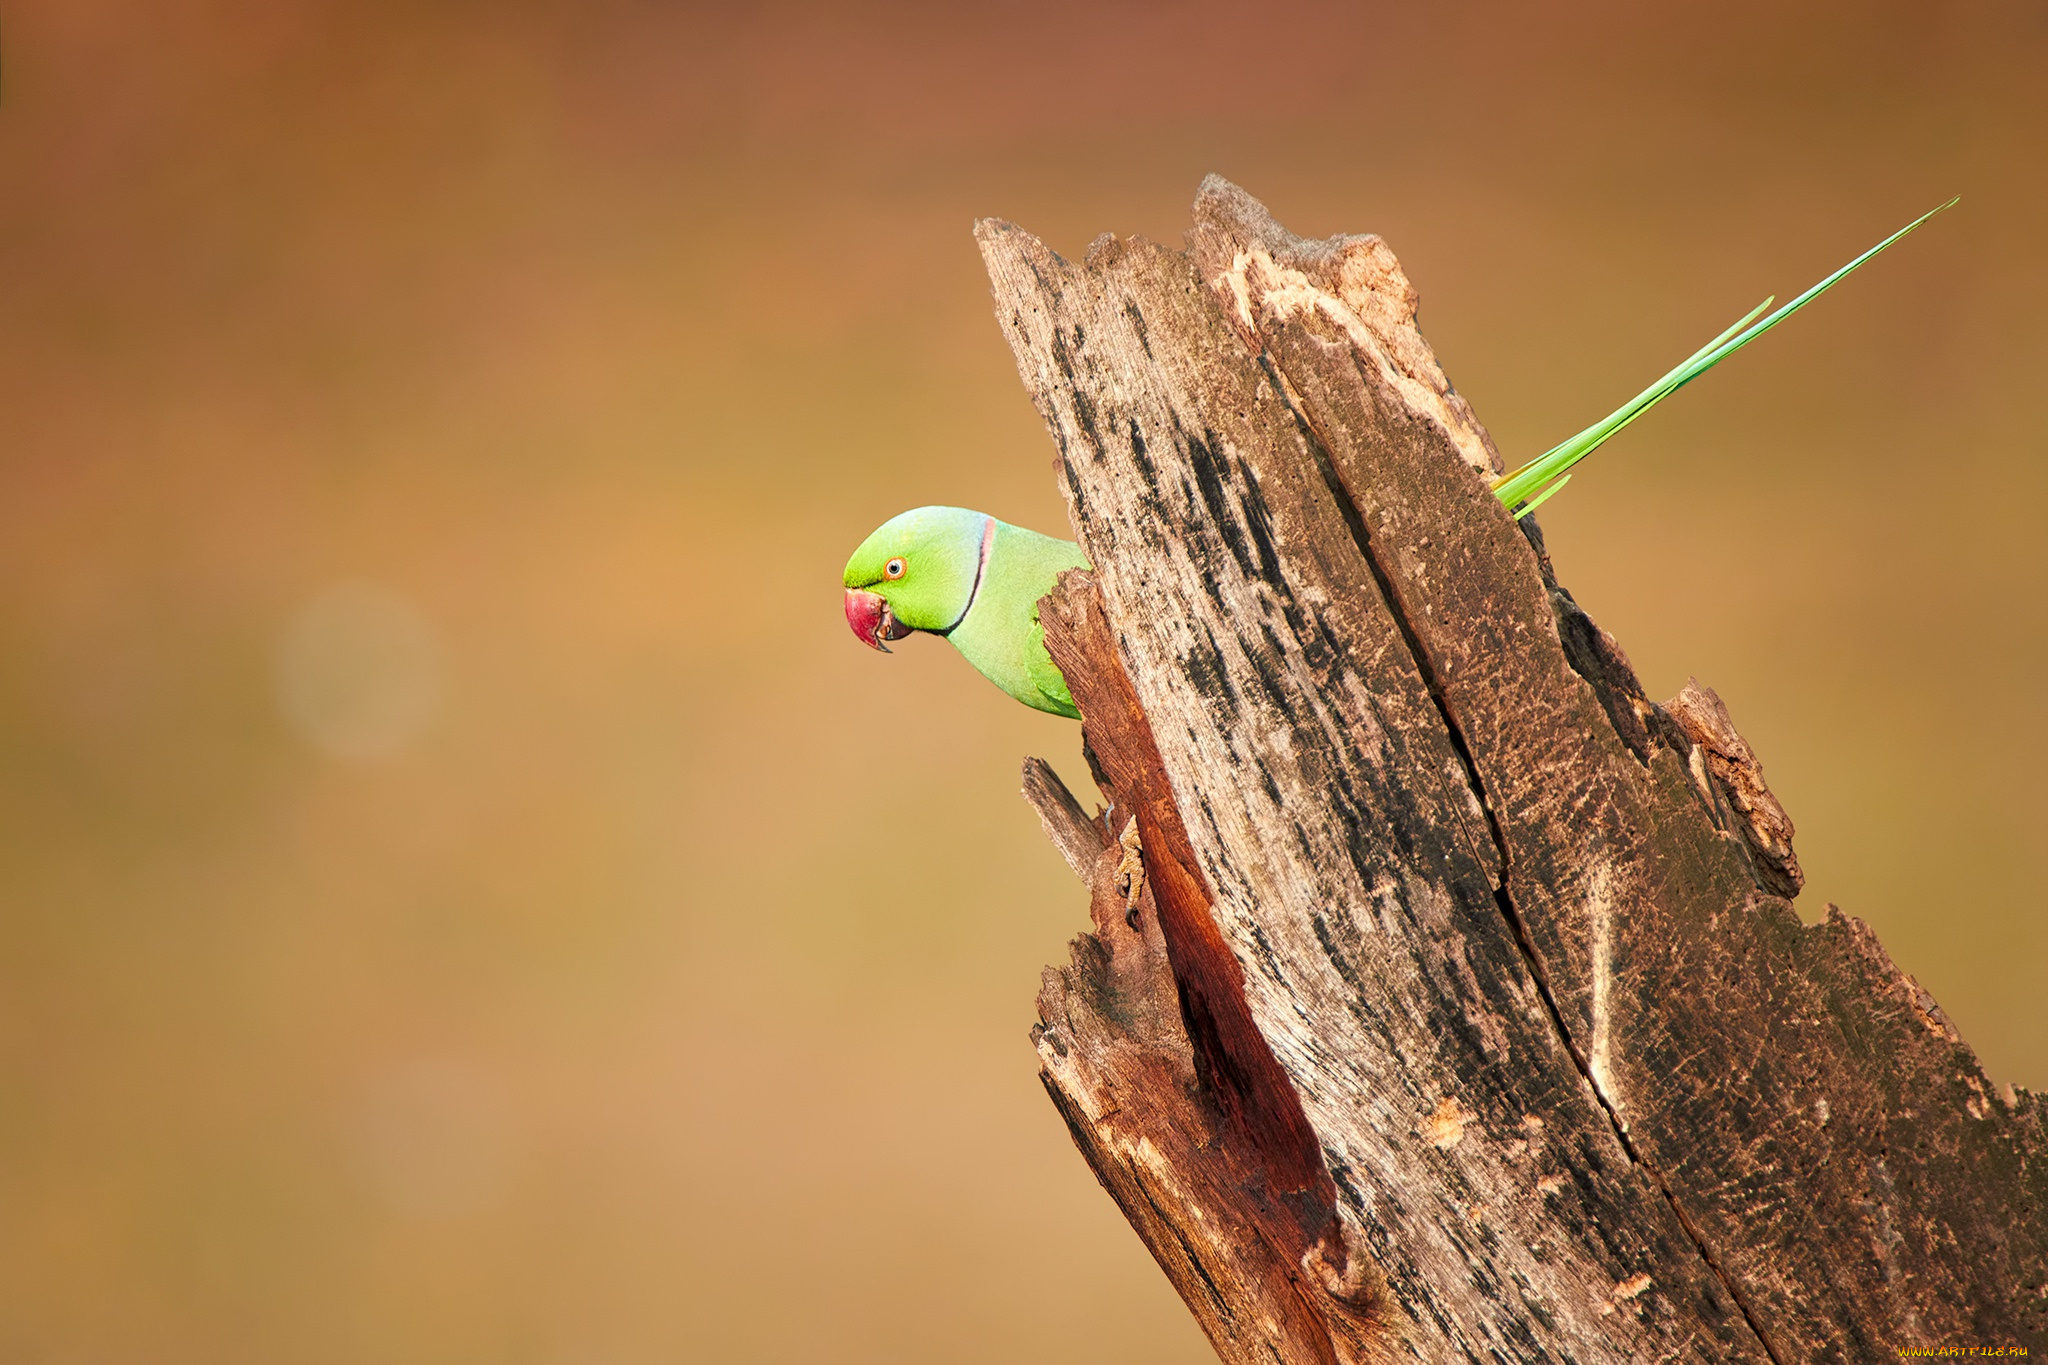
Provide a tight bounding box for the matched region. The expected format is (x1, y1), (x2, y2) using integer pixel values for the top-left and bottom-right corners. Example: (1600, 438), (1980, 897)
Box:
(987, 179), (2047, 1362)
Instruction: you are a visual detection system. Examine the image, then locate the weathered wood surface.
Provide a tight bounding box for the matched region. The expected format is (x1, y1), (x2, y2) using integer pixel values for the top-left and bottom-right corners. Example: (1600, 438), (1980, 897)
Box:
(987, 178), (2047, 1362)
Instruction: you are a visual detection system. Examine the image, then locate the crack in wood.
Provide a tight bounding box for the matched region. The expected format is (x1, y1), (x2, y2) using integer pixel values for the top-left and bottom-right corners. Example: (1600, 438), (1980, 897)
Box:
(1258, 333), (1792, 1365)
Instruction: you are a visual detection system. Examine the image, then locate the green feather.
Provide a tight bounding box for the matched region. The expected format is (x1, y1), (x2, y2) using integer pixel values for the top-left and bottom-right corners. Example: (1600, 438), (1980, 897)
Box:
(1493, 198), (1957, 518)
(948, 518), (1089, 718)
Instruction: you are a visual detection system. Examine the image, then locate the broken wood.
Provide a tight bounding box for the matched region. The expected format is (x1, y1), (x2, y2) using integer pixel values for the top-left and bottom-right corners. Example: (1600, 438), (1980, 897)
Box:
(989, 178), (2047, 1362)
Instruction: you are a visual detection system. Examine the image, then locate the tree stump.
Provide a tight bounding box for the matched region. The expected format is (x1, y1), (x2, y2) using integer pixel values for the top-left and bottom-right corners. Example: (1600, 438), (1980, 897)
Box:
(987, 178), (2046, 1363)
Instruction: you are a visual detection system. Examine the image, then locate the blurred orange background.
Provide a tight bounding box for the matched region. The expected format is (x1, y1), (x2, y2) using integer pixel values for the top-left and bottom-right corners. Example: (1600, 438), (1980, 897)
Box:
(0, 2), (2041, 1360)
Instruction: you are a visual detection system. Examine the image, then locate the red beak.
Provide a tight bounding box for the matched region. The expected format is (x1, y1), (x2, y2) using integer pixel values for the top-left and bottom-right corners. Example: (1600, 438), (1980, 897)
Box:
(845, 588), (912, 652)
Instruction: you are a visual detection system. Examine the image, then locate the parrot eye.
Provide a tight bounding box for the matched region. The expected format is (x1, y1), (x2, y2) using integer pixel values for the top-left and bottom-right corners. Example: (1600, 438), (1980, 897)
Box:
(884, 558), (906, 580)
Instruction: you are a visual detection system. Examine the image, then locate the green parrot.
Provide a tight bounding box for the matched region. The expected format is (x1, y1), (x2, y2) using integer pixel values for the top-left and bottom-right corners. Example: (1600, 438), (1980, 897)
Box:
(843, 506), (1090, 717)
(844, 201), (1953, 717)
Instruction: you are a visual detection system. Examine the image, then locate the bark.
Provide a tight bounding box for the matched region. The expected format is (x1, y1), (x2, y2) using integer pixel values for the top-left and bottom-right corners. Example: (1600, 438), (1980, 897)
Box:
(988, 178), (2047, 1363)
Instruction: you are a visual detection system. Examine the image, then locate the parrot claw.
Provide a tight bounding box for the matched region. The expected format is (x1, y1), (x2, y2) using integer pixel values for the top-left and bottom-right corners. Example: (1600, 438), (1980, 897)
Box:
(1114, 817), (1144, 928)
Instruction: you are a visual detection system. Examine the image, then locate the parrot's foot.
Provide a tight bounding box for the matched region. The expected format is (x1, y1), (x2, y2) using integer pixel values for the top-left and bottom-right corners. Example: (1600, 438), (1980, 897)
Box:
(1114, 817), (1144, 927)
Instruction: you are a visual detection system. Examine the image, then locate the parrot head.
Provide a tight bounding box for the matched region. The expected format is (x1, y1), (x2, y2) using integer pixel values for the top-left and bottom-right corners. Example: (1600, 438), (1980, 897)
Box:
(842, 506), (994, 652)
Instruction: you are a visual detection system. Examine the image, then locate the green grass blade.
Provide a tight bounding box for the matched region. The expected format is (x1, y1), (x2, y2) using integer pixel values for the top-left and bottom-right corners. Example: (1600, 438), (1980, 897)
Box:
(1492, 197), (1958, 513)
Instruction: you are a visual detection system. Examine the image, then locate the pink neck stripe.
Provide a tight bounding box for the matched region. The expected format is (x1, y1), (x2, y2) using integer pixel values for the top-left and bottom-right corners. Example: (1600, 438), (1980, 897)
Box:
(937, 515), (997, 636)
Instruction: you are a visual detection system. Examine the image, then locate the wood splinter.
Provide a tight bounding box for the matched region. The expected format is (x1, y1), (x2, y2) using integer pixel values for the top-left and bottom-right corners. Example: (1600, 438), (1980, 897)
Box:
(1113, 817), (1143, 925)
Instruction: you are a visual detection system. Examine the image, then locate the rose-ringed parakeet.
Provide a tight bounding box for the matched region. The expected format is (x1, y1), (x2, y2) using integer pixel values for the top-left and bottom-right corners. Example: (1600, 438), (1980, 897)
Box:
(843, 506), (1090, 717)
(843, 201), (1953, 716)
